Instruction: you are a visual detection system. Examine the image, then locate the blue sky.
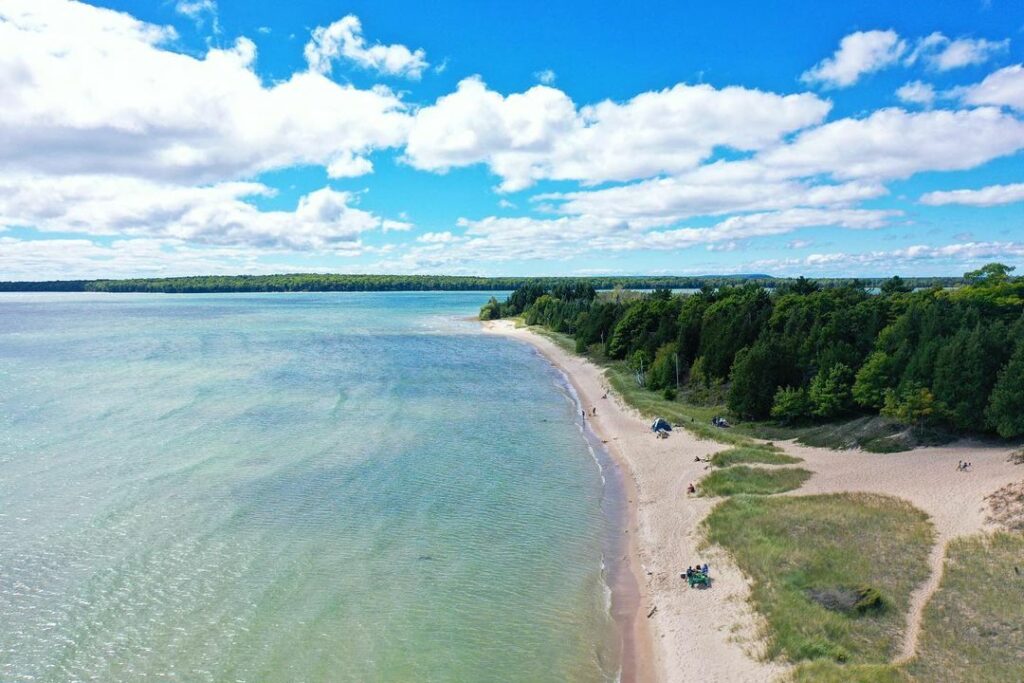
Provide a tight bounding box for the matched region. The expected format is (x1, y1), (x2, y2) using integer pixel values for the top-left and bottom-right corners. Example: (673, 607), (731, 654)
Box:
(0, 0), (1022, 279)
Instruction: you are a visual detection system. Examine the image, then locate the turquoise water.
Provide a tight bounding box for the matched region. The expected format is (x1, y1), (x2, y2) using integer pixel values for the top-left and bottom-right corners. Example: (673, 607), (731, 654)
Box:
(0, 292), (620, 682)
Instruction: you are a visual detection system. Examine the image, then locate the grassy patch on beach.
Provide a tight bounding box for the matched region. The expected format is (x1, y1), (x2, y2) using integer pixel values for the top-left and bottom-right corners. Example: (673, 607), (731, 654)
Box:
(704, 494), (934, 666)
(698, 466), (811, 496)
(904, 532), (1024, 682)
(791, 661), (907, 682)
(710, 446), (802, 468)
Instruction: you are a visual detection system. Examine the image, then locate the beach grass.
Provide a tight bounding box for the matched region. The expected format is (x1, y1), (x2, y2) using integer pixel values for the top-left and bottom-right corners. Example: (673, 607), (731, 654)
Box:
(904, 531), (1024, 682)
(703, 494), (934, 666)
(790, 661), (907, 682)
(710, 446), (802, 468)
(734, 416), (956, 454)
(699, 466), (811, 496)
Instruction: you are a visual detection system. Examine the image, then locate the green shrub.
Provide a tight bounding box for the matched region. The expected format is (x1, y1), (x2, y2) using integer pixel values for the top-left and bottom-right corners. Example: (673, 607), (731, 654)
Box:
(771, 386), (812, 423)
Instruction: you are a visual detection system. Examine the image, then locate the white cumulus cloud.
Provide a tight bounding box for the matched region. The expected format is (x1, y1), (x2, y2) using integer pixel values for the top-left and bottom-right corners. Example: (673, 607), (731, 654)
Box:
(759, 106), (1024, 181)
(0, 175), (395, 251)
(0, 1), (411, 184)
(801, 30), (907, 88)
(906, 32), (1009, 71)
(920, 183), (1024, 207)
(896, 81), (936, 106)
(961, 64), (1024, 111)
(405, 77), (830, 191)
(746, 241), (1024, 275)
(304, 15), (428, 79)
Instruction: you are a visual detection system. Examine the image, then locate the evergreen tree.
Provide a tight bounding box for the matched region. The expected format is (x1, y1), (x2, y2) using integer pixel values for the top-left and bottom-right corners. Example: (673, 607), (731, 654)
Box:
(809, 363), (855, 418)
(986, 343), (1024, 438)
(853, 351), (895, 409)
(727, 339), (798, 419)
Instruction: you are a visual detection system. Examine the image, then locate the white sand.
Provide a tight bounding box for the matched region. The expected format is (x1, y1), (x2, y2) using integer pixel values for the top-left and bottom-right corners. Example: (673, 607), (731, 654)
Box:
(484, 320), (1022, 682)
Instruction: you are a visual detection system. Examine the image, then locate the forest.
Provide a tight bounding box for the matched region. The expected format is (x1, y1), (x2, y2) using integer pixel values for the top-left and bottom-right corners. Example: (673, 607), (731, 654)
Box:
(481, 264), (1024, 439)
(0, 273), (963, 293)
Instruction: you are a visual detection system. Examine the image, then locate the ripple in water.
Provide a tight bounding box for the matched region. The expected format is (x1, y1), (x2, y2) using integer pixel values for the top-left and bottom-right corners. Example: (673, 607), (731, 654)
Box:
(0, 292), (619, 682)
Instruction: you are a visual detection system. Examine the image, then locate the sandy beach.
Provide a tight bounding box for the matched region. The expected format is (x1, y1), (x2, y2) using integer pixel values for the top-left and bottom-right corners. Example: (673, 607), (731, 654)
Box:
(484, 320), (1023, 683)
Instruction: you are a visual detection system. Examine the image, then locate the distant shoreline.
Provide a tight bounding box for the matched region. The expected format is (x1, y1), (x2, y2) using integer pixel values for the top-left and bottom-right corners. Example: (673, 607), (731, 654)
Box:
(0, 273), (966, 294)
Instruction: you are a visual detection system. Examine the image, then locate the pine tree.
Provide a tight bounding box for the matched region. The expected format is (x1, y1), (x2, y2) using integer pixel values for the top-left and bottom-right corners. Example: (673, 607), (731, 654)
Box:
(986, 343), (1024, 438)
(809, 363), (855, 418)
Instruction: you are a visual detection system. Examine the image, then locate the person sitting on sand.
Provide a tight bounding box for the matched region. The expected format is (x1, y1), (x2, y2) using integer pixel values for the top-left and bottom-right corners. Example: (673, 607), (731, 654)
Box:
(687, 482), (696, 494)
(702, 563), (709, 576)
(685, 566), (694, 579)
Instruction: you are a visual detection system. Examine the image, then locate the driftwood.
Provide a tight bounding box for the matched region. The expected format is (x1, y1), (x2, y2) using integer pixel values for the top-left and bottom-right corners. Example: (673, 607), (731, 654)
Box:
(646, 605), (657, 618)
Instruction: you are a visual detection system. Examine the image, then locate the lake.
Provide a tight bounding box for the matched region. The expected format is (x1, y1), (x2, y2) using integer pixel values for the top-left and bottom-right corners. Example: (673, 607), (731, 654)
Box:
(0, 292), (621, 682)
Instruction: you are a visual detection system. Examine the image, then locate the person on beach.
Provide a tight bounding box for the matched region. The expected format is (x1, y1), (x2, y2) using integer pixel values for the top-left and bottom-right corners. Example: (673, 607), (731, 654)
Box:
(687, 482), (696, 494)
(592, 406), (597, 416)
(702, 563), (709, 576)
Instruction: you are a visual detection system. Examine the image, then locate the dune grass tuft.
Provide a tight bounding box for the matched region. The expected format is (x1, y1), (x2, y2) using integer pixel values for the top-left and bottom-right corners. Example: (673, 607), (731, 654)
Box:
(699, 466), (811, 496)
(710, 446), (802, 468)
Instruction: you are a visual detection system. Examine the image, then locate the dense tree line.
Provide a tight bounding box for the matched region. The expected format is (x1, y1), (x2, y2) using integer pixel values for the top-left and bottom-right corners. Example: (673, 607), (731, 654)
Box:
(485, 264), (1024, 438)
(1, 273), (963, 293)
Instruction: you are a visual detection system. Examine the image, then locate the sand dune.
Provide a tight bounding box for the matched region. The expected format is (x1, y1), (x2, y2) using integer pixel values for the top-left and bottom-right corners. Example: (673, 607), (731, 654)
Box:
(485, 320), (1022, 682)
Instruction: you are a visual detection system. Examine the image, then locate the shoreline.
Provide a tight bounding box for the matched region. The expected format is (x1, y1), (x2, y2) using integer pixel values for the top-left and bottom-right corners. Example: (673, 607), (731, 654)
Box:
(484, 319), (1023, 682)
(483, 320), (782, 683)
(547, 361), (651, 683)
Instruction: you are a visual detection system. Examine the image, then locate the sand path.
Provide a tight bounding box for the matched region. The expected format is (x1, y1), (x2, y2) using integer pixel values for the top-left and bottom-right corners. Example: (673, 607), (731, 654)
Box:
(781, 441), (1021, 663)
(484, 321), (1022, 681)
